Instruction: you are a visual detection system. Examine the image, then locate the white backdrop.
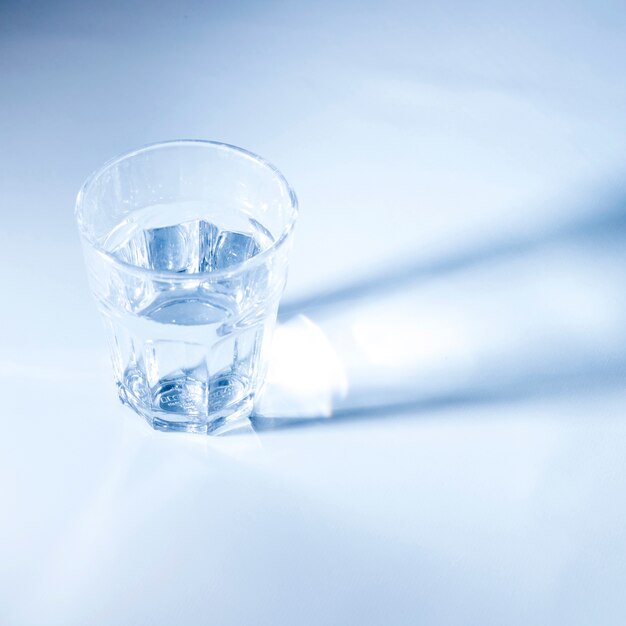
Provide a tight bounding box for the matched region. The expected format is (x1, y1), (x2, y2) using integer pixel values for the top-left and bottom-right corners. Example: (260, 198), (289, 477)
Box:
(1, 1), (626, 624)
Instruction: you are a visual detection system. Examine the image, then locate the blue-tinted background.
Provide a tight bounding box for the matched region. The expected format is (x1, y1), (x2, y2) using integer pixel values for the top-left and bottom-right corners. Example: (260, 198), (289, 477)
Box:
(1, 2), (626, 624)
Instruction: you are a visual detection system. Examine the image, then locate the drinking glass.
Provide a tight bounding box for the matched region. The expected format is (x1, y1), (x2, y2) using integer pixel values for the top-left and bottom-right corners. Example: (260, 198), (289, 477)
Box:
(75, 140), (298, 434)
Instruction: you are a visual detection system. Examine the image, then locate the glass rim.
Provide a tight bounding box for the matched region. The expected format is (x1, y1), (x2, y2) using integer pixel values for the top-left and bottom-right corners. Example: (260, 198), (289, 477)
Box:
(75, 139), (299, 281)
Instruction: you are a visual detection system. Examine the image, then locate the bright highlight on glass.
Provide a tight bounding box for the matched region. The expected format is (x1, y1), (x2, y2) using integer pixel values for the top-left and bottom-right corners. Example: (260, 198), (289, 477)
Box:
(75, 140), (298, 434)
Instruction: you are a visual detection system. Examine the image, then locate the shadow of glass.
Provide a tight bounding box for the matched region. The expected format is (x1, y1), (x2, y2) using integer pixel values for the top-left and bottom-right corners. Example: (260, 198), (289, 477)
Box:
(252, 191), (626, 431)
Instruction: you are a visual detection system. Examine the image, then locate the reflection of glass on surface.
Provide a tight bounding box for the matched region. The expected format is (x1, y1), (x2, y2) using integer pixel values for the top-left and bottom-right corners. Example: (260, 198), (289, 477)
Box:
(76, 141), (298, 434)
(255, 205), (626, 427)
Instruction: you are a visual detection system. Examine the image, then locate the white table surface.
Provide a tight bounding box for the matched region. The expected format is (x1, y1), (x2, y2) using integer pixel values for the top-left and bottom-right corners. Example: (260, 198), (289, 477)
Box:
(2, 2), (626, 624)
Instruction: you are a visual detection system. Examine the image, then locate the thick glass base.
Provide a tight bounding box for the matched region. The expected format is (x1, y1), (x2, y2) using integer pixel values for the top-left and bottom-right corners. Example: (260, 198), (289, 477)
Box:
(117, 381), (253, 435)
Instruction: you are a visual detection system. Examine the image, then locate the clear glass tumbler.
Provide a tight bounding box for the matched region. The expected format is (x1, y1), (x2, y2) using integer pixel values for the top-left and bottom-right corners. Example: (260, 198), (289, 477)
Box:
(75, 140), (298, 434)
